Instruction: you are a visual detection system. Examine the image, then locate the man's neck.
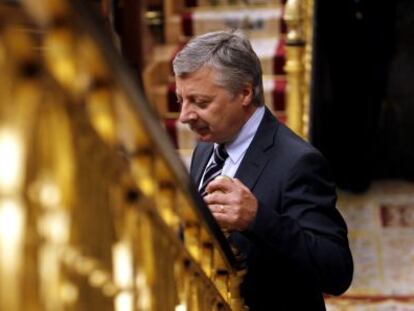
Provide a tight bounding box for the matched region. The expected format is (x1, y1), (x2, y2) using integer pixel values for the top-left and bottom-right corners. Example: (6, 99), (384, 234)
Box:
(230, 105), (257, 139)
(224, 105), (264, 146)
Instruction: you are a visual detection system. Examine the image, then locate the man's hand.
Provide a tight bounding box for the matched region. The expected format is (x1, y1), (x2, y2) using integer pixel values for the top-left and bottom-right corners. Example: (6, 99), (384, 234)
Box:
(204, 177), (258, 231)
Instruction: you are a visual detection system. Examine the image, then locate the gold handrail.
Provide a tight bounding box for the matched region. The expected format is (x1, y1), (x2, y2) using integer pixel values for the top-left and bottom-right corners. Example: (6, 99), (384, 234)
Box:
(0, 0), (245, 310)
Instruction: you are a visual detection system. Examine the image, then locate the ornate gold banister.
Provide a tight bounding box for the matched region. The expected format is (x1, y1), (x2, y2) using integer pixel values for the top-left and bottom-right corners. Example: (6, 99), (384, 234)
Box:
(0, 0), (245, 310)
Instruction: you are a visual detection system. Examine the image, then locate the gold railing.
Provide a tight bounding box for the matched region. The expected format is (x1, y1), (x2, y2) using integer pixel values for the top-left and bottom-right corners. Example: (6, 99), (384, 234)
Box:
(284, 0), (314, 138)
(0, 0), (245, 310)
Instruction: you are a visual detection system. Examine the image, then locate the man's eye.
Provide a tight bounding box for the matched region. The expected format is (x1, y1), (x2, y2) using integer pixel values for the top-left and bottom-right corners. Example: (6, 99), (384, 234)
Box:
(195, 100), (208, 107)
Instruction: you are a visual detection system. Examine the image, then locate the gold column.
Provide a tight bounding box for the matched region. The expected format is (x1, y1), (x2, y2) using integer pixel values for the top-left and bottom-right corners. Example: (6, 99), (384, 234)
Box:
(284, 0), (305, 138)
(284, 0), (315, 139)
(302, 0), (315, 138)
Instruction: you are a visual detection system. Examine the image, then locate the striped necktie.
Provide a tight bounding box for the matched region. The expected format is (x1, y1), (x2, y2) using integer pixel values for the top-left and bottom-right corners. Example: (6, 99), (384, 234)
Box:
(199, 144), (229, 196)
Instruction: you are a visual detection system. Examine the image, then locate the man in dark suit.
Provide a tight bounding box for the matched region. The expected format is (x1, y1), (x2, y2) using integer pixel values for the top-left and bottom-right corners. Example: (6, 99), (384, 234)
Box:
(173, 30), (353, 311)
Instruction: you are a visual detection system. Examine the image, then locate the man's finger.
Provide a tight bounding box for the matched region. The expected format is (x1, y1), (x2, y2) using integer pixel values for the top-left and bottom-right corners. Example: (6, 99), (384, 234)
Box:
(206, 176), (234, 194)
(211, 212), (232, 228)
(208, 204), (226, 214)
(204, 191), (227, 205)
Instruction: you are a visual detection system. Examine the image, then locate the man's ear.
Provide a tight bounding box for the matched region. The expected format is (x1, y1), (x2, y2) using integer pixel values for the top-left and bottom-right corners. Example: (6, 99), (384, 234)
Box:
(240, 83), (254, 107)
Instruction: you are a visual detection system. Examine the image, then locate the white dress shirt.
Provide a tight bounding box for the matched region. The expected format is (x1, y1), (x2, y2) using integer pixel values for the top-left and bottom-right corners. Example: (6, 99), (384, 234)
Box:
(199, 106), (265, 189)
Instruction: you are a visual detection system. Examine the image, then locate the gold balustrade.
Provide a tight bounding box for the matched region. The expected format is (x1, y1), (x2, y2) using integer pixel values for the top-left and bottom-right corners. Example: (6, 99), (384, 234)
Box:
(0, 0), (245, 310)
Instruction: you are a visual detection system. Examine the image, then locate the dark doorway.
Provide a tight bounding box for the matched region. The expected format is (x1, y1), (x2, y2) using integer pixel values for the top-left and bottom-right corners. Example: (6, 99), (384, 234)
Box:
(310, 0), (414, 192)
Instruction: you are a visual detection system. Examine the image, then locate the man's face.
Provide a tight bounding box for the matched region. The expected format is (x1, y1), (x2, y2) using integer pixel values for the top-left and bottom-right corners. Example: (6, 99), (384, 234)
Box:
(176, 66), (253, 143)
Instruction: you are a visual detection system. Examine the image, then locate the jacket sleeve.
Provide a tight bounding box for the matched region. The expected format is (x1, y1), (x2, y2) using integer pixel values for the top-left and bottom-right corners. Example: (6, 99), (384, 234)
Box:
(249, 150), (354, 295)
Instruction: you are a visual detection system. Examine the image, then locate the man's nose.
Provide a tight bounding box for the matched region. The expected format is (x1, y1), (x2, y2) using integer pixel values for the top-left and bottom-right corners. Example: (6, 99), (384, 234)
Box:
(179, 103), (196, 124)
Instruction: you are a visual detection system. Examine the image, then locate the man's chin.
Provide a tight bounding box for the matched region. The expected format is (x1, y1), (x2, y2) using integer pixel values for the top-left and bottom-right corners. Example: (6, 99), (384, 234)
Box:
(195, 131), (215, 142)
(195, 132), (228, 144)
(197, 135), (213, 142)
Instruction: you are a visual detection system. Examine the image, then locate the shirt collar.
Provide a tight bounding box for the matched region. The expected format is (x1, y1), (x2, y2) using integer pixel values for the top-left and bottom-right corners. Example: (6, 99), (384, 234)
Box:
(217, 106), (265, 164)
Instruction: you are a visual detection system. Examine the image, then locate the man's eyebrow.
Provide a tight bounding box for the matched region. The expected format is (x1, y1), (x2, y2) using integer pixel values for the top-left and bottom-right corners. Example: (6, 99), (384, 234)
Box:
(181, 93), (214, 99)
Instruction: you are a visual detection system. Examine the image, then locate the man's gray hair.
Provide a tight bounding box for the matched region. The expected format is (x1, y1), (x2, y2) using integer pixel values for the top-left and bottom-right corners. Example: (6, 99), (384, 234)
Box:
(172, 30), (264, 107)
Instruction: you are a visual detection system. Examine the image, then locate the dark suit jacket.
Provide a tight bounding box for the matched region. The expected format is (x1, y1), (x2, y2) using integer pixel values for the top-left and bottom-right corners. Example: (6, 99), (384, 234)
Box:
(190, 108), (353, 311)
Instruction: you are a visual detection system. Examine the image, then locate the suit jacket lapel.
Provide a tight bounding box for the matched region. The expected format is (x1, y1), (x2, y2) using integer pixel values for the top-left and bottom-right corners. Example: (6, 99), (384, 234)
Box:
(235, 108), (279, 191)
(191, 108), (279, 191)
(191, 143), (214, 187)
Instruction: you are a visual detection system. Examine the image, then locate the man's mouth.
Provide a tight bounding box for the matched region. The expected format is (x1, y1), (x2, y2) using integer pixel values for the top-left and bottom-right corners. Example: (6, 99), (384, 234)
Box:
(190, 125), (209, 134)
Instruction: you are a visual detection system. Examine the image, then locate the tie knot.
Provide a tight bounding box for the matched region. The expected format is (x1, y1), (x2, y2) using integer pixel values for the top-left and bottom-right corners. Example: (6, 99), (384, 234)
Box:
(199, 144), (228, 195)
(214, 144), (228, 164)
